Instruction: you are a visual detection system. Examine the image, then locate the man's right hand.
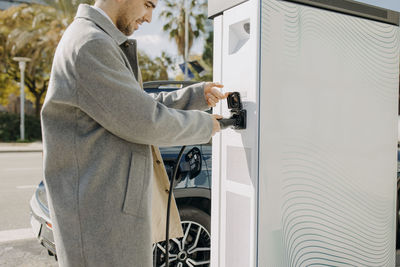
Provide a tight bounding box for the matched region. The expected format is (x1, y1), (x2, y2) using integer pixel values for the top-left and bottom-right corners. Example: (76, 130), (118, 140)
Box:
(211, 114), (223, 136)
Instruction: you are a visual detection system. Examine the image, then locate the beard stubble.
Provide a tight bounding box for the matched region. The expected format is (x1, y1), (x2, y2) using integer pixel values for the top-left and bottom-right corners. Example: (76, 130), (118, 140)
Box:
(115, 3), (135, 36)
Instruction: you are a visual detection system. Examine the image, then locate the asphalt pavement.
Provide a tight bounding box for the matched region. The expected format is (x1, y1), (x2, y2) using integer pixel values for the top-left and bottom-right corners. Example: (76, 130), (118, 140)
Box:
(0, 239), (57, 267)
(1, 142), (400, 266)
(0, 146), (57, 266)
(0, 152), (42, 230)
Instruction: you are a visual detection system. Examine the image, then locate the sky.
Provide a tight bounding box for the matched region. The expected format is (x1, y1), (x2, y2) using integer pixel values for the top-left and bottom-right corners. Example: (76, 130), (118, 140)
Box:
(356, 0), (400, 11)
(132, 1), (208, 67)
(131, 0), (400, 75)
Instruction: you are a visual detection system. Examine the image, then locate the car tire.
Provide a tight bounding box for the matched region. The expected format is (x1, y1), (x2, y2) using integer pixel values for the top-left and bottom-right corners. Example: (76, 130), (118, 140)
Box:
(179, 206), (210, 234)
(153, 206), (211, 267)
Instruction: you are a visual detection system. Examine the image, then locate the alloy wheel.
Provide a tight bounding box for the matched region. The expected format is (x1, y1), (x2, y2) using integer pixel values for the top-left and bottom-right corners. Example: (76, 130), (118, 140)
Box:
(152, 220), (211, 267)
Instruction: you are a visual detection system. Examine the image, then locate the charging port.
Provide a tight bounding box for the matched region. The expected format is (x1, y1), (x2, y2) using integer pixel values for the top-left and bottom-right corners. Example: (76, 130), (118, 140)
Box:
(218, 92), (247, 130)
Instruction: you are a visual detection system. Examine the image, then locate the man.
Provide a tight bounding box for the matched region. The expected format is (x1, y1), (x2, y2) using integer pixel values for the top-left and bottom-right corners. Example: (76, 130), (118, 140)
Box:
(41, 0), (226, 266)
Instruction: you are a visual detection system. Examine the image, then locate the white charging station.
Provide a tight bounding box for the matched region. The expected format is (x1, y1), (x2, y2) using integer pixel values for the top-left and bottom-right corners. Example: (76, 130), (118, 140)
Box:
(210, 0), (400, 266)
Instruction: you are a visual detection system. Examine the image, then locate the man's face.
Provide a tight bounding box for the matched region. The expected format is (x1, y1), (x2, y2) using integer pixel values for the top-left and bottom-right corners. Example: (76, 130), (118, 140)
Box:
(116, 0), (157, 36)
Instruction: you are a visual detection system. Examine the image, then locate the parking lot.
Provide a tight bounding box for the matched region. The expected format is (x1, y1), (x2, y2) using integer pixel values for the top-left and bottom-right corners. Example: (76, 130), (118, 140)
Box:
(0, 151), (57, 266)
(0, 238), (57, 267)
(2, 150), (400, 266)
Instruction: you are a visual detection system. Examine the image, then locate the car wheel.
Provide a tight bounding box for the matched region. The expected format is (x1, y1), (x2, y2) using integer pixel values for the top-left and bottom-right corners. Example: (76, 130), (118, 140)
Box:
(152, 206), (211, 267)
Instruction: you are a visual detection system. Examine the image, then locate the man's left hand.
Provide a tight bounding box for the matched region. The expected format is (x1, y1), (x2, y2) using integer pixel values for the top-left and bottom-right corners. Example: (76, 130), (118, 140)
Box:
(204, 82), (229, 108)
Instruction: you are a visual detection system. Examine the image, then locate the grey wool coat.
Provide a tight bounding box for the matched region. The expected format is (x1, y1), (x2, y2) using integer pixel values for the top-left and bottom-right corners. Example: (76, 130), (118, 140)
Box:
(41, 4), (213, 267)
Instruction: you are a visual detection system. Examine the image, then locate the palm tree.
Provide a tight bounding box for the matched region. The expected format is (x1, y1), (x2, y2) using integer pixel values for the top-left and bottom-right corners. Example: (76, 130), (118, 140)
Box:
(160, 0), (207, 60)
(139, 51), (174, 82)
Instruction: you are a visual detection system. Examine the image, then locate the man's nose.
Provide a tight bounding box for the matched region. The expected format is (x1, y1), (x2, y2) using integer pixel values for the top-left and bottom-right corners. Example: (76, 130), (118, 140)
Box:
(144, 10), (153, 23)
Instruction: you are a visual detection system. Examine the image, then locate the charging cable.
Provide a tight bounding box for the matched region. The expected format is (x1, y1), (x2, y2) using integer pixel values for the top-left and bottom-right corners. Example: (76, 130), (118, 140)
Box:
(165, 145), (186, 267)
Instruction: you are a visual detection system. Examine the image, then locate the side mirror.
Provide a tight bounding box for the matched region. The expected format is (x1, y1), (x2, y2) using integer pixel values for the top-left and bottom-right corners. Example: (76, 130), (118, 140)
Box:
(185, 147), (202, 179)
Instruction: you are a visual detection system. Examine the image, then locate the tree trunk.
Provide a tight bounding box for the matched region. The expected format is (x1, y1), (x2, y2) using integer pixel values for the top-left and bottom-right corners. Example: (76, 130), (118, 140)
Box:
(35, 96), (41, 118)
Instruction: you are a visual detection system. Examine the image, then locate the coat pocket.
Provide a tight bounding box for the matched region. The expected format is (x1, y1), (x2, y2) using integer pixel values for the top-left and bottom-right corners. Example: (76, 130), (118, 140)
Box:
(122, 153), (148, 217)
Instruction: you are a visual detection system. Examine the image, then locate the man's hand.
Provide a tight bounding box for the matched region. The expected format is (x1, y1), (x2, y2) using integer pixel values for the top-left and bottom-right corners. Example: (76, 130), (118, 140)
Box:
(204, 82), (229, 108)
(211, 114), (223, 136)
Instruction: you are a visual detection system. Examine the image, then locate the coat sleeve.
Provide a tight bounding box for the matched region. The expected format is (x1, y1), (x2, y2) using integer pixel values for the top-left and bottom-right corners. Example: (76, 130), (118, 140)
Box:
(148, 83), (211, 111)
(75, 38), (213, 147)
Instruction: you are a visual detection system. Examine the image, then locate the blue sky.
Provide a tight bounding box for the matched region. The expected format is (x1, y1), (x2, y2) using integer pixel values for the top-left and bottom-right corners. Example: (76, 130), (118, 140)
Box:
(131, 0), (400, 72)
(356, 0), (400, 11)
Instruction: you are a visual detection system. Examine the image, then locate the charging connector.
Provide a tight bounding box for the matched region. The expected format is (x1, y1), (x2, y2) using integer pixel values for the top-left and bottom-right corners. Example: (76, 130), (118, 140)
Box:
(218, 92), (247, 130)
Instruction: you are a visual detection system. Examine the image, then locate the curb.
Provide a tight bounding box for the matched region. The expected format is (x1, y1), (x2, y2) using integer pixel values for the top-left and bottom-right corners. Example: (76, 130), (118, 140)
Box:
(0, 143), (43, 153)
(0, 149), (43, 153)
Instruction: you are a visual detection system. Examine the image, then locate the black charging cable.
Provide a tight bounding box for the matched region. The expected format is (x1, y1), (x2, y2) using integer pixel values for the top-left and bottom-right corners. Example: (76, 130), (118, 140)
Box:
(164, 92), (246, 266)
(165, 145), (186, 267)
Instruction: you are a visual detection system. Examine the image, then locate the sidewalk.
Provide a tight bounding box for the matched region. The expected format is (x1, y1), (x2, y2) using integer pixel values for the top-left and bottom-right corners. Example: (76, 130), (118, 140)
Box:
(0, 142), (43, 153)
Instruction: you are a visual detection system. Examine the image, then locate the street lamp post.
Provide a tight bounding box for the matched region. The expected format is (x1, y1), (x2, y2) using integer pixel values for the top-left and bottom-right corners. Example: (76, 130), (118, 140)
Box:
(184, 0), (189, 80)
(13, 57), (31, 141)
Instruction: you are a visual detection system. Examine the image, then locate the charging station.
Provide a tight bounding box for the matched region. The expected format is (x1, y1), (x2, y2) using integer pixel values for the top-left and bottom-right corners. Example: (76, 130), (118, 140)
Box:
(210, 0), (400, 266)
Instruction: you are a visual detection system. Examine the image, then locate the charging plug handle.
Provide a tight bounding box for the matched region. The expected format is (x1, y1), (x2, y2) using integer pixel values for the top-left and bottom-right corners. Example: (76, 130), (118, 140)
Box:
(218, 109), (247, 130)
(218, 118), (236, 130)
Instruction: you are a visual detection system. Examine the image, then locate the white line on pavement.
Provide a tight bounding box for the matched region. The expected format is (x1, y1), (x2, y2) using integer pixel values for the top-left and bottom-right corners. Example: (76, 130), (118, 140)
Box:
(0, 228), (34, 243)
(16, 185), (37, 189)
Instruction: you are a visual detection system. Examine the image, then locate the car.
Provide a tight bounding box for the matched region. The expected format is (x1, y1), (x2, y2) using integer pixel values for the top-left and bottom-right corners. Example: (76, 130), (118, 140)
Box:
(30, 81), (212, 266)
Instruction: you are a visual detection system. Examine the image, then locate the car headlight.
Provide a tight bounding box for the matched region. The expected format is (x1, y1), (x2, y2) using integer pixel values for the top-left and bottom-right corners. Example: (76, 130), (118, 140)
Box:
(36, 182), (49, 213)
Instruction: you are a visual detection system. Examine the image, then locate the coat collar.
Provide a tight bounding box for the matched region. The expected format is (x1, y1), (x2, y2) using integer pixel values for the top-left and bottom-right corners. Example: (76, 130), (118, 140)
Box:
(75, 4), (128, 46)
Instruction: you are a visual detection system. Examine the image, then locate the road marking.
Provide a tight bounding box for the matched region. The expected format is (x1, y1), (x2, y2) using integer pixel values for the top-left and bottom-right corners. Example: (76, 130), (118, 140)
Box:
(0, 228), (34, 243)
(16, 185), (37, 189)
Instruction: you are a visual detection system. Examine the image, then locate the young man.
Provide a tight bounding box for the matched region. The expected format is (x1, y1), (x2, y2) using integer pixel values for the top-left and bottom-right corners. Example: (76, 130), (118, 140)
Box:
(41, 0), (226, 266)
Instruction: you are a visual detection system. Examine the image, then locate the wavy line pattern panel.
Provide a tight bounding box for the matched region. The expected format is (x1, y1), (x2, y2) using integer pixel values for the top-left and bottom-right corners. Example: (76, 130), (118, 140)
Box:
(259, 0), (398, 266)
(281, 139), (394, 267)
(261, 0), (400, 103)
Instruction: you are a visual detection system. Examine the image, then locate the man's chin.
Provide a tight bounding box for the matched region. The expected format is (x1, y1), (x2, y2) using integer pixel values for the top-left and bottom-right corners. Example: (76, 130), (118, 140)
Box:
(118, 26), (135, 36)
(126, 25), (138, 36)
(125, 30), (135, 36)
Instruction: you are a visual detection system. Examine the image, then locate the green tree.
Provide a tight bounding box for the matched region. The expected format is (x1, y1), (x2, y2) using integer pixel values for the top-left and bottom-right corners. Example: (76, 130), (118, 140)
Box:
(42, 0), (94, 22)
(202, 31), (213, 68)
(0, 4), (60, 117)
(139, 51), (173, 82)
(200, 30), (213, 81)
(0, 0), (93, 117)
(160, 0), (207, 60)
(0, 73), (18, 107)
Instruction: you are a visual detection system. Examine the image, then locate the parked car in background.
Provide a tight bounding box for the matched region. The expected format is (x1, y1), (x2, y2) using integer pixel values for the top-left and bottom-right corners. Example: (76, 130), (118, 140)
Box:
(30, 81), (212, 266)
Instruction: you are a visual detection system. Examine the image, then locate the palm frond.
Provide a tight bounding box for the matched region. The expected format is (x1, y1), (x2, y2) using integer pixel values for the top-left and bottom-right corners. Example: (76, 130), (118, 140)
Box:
(159, 0), (208, 58)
